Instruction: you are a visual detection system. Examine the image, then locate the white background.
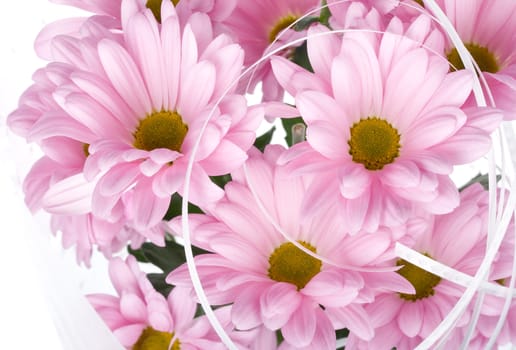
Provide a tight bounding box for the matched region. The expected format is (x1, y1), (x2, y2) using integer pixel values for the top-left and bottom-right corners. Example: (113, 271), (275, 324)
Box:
(0, 2), (118, 349)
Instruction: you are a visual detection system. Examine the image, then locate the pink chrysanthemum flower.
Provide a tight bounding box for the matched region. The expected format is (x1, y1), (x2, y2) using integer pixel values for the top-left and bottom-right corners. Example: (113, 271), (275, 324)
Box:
(167, 145), (413, 349)
(47, 0), (236, 24)
(224, 0), (320, 101)
(35, 0), (237, 61)
(346, 184), (513, 350)
(272, 22), (501, 232)
(411, 0), (516, 119)
(32, 0), (262, 230)
(88, 256), (256, 349)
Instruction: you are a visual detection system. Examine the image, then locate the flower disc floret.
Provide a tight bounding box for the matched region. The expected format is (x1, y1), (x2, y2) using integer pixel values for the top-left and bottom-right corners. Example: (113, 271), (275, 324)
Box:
(447, 43), (500, 73)
(133, 111), (188, 152)
(133, 327), (180, 350)
(396, 254), (441, 301)
(348, 117), (401, 170)
(146, 0), (180, 22)
(269, 15), (299, 43)
(268, 240), (322, 290)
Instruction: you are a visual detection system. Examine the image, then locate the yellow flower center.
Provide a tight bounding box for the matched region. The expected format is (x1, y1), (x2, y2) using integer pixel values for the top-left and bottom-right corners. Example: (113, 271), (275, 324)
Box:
(396, 254), (441, 301)
(133, 111), (188, 152)
(447, 43), (500, 73)
(348, 117), (401, 170)
(146, 0), (180, 22)
(132, 327), (180, 350)
(268, 241), (322, 290)
(83, 143), (90, 157)
(413, 0), (424, 6)
(269, 15), (299, 43)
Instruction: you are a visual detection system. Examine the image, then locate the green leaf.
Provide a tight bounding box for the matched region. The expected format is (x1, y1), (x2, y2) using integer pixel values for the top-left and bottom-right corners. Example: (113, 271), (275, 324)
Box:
(129, 239), (211, 297)
(130, 239), (209, 273)
(163, 193), (203, 221)
(254, 126), (276, 152)
(281, 116), (306, 147)
(210, 174), (232, 189)
(290, 41), (314, 72)
(127, 245), (150, 263)
(459, 173), (501, 192)
(294, 16), (320, 31)
(147, 273), (173, 297)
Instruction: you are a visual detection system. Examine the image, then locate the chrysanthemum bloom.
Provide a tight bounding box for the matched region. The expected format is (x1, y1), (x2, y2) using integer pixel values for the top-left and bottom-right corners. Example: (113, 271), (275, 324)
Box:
(411, 0), (516, 119)
(32, 0), (262, 231)
(88, 256), (257, 349)
(223, 0), (321, 101)
(345, 184), (513, 350)
(35, 0), (237, 60)
(326, 0), (398, 30)
(167, 145), (414, 349)
(8, 23), (167, 263)
(271, 21), (501, 232)
(45, 0), (236, 25)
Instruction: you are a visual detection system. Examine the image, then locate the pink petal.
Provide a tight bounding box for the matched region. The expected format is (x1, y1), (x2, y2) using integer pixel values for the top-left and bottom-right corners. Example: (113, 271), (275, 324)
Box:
(120, 293), (147, 322)
(98, 39), (151, 117)
(381, 160), (421, 188)
(125, 11), (165, 111)
(231, 283), (264, 330)
(178, 61), (216, 121)
(260, 283), (302, 330)
(338, 163), (371, 199)
(128, 178), (170, 230)
(281, 299), (317, 348)
(42, 173), (95, 215)
(168, 287), (196, 331)
(113, 324), (146, 347)
(161, 12), (181, 110)
(327, 304), (373, 341)
(397, 301), (423, 337)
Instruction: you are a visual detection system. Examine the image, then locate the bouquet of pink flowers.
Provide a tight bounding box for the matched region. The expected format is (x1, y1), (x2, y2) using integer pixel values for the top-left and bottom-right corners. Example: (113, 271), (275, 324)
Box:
(8, 0), (516, 348)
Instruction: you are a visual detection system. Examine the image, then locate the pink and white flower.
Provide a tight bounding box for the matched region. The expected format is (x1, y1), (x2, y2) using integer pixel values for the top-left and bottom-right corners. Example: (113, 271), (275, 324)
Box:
(167, 145), (413, 349)
(410, 0), (516, 119)
(224, 0), (321, 101)
(27, 0), (263, 231)
(88, 256), (259, 349)
(271, 22), (501, 233)
(346, 184), (513, 349)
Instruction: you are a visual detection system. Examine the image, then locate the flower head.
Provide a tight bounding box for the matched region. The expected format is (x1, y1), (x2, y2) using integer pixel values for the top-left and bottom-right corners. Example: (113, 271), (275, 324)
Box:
(346, 184), (513, 349)
(272, 18), (501, 232)
(167, 145), (413, 349)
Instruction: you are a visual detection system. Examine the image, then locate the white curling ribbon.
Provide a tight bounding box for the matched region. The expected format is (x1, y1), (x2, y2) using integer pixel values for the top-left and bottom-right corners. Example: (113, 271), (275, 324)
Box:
(395, 243), (516, 299)
(412, 174), (516, 350)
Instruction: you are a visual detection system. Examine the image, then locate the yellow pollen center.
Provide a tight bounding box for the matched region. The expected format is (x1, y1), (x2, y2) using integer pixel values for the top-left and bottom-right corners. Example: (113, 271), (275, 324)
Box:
(268, 241), (322, 290)
(447, 43), (500, 73)
(132, 327), (181, 350)
(146, 0), (180, 22)
(269, 15), (298, 43)
(414, 0), (424, 6)
(396, 254), (441, 301)
(348, 117), (401, 170)
(133, 111), (188, 152)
